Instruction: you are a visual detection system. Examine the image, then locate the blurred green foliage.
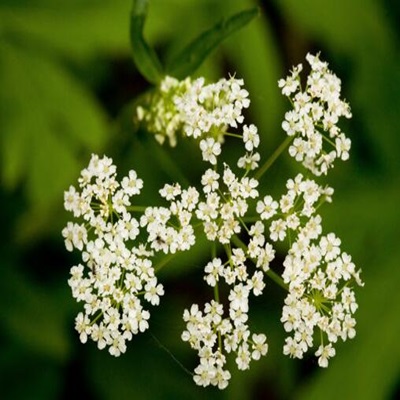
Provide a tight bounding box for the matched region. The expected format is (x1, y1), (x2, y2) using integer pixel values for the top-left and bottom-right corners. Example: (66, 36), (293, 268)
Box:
(0, 0), (399, 399)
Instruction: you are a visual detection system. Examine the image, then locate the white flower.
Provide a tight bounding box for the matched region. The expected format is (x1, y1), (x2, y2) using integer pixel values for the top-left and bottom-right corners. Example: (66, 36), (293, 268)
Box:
(144, 278), (165, 305)
(75, 312), (92, 343)
(236, 343), (251, 370)
(251, 333), (268, 360)
(229, 284), (250, 312)
(91, 323), (111, 350)
(282, 110), (300, 136)
(320, 233), (341, 261)
(335, 134), (351, 161)
(270, 219), (287, 241)
(204, 258), (223, 287)
(200, 138), (221, 165)
(194, 359), (215, 387)
(283, 336), (304, 359)
(159, 183), (181, 200)
(109, 332), (127, 357)
(201, 169), (219, 193)
(249, 271), (265, 296)
(243, 124), (260, 151)
(121, 170), (143, 196)
(237, 152), (260, 170)
(280, 53), (352, 175)
(256, 195), (278, 220)
(278, 64), (302, 96)
(315, 343), (336, 367)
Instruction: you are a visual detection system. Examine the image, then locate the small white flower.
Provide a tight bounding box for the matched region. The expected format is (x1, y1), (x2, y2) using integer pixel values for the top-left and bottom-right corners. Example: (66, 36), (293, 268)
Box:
(144, 277), (165, 305)
(256, 195), (278, 220)
(251, 333), (268, 360)
(270, 219), (287, 242)
(159, 183), (181, 200)
(75, 312), (92, 343)
(204, 258), (223, 287)
(236, 343), (251, 370)
(242, 124), (260, 151)
(109, 332), (127, 357)
(121, 170), (143, 196)
(200, 138), (221, 165)
(201, 169), (220, 193)
(315, 343), (336, 367)
(283, 336), (304, 359)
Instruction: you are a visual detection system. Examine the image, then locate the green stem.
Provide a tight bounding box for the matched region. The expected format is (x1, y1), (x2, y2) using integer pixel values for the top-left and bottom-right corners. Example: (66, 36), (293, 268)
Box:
(211, 241), (217, 259)
(322, 133), (336, 147)
(265, 269), (288, 291)
(241, 216), (259, 223)
(90, 310), (104, 326)
(231, 234), (247, 252)
(126, 205), (148, 212)
(224, 132), (243, 139)
(214, 282), (220, 304)
(255, 136), (293, 181)
(154, 252), (177, 273)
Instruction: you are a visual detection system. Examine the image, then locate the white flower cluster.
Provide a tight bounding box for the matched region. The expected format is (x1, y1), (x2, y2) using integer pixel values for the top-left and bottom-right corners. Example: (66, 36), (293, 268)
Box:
(141, 183), (198, 253)
(182, 300), (268, 389)
(196, 166), (258, 244)
(281, 227), (363, 367)
(136, 75), (259, 168)
(255, 172), (363, 366)
(257, 173), (334, 242)
(174, 76), (249, 138)
(136, 76), (191, 146)
(63, 154), (164, 356)
(279, 53), (352, 175)
(63, 53), (362, 389)
(182, 220), (275, 388)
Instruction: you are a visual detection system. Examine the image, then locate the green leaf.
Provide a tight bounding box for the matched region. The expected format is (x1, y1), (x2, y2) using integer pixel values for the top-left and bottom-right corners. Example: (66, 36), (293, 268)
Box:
(165, 6), (259, 79)
(0, 262), (72, 362)
(0, 41), (108, 211)
(295, 181), (400, 400)
(130, 0), (163, 84)
(0, 345), (63, 400)
(0, 0), (131, 59)
(296, 255), (400, 400)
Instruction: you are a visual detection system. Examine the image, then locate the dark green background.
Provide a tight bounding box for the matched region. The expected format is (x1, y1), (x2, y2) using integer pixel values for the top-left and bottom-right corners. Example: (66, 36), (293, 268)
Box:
(1, 0), (399, 399)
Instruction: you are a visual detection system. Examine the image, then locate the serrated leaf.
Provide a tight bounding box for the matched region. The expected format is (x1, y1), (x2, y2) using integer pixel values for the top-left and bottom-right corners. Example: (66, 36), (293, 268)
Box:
(166, 6), (259, 79)
(130, 0), (163, 84)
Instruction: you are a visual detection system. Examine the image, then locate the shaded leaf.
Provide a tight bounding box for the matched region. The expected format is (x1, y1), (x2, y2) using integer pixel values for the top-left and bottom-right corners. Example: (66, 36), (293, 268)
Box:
(295, 181), (400, 399)
(0, 345), (63, 400)
(0, 262), (72, 362)
(166, 7), (259, 79)
(0, 41), (108, 210)
(297, 255), (400, 400)
(0, 0), (131, 59)
(130, 0), (163, 83)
